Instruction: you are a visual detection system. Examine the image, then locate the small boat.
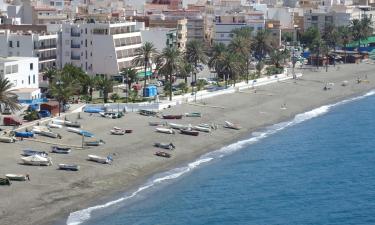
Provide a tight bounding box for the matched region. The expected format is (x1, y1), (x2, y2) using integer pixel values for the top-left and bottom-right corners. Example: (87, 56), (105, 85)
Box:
(58, 164), (80, 171)
(21, 155), (52, 166)
(67, 127), (94, 137)
(99, 112), (122, 119)
(162, 115), (183, 119)
(155, 151), (171, 158)
(110, 129), (125, 135)
(139, 110), (157, 116)
(148, 121), (166, 126)
(51, 146), (71, 154)
(85, 139), (105, 146)
(0, 135), (16, 143)
(88, 154), (113, 164)
(185, 112), (202, 117)
(51, 119), (65, 125)
(156, 127), (175, 134)
(22, 149), (48, 157)
(65, 121), (81, 128)
(198, 123), (218, 130)
(168, 122), (191, 130)
(5, 174), (28, 181)
(84, 107), (104, 113)
(47, 123), (63, 129)
(193, 126), (211, 133)
(15, 131), (34, 138)
(154, 142), (175, 150)
(180, 129), (199, 136)
(224, 121), (241, 130)
(0, 178), (11, 185)
(32, 126), (59, 138)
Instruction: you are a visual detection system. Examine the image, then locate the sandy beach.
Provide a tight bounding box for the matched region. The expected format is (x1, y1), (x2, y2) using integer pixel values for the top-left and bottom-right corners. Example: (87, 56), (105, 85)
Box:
(1, 62), (375, 225)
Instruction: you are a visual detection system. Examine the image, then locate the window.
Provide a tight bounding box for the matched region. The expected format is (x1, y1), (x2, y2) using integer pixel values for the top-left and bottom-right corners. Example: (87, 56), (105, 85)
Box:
(17, 41), (20, 47)
(85, 39), (87, 47)
(311, 16), (318, 21)
(5, 66), (11, 74)
(85, 28), (87, 34)
(30, 63), (33, 70)
(9, 41), (12, 48)
(12, 65), (18, 73)
(28, 75), (31, 84)
(33, 75), (35, 84)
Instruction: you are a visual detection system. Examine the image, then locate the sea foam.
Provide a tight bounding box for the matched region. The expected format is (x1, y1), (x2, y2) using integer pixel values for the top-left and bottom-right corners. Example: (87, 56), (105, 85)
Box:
(67, 90), (375, 225)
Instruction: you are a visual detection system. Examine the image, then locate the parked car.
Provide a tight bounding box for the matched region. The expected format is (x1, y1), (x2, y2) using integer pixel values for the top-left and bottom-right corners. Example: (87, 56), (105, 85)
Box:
(38, 110), (51, 118)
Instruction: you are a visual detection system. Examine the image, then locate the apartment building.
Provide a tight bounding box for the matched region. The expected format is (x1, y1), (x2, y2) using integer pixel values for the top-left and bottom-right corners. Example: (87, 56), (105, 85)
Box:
(0, 56), (41, 102)
(60, 20), (142, 77)
(166, 18), (187, 50)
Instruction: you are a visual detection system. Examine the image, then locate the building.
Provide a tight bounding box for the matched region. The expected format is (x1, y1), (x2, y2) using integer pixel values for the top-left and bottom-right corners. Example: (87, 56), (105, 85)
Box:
(59, 20), (143, 77)
(166, 18), (187, 50)
(0, 56), (41, 103)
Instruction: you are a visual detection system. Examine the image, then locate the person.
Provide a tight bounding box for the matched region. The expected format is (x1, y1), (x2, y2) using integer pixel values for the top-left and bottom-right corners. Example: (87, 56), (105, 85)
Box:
(26, 174), (30, 181)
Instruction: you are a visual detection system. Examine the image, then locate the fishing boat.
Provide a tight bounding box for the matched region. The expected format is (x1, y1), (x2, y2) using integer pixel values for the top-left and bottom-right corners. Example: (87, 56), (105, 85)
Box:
(88, 155), (112, 164)
(0, 135), (16, 143)
(180, 129), (199, 136)
(148, 121), (166, 126)
(198, 123), (218, 130)
(193, 126), (211, 133)
(15, 131), (34, 138)
(84, 107), (104, 113)
(5, 174), (27, 181)
(33, 126), (60, 138)
(21, 155), (52, 166)
(110, 129), (125, 135)
(58, 164), (80, 171)
(67, 127), (94, 137)
(154, 142), (175, 150)
(0, 178), (11, 185)
(65, 121), (81, 128)
(156, 127), (175, 134)
(224, 121), (241, 130)
(168, 122), (191, 130)
(22, 149), (48, 157)
(51, 146), (71, 154)
(162, 115), (183, 119)
(185, 112), (202, 117)
(51, 119), (65, 125)
(47, 123), (63, 129)
(155, 151), (171, 158)
(99, 112), (123, 119)
(84, 139), (105, 146)
(139, 110), (157, 116)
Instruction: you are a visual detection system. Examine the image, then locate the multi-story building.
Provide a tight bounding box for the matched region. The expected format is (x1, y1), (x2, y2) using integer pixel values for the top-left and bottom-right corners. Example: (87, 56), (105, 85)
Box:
(166, 18), (187, 50)
(0, 56), (41, 102)
(60, 20), (142, 77)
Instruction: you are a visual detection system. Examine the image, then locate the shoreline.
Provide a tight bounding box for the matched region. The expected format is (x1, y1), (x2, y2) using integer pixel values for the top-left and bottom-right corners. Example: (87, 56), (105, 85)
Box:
(1, 63), (375, 225)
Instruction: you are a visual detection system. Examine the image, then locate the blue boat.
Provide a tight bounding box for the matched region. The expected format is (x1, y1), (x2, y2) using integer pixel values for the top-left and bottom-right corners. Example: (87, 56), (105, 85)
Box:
(22, 149), (48, 157)
(84, 107), (104, 113)
(15, 131), (34, 138)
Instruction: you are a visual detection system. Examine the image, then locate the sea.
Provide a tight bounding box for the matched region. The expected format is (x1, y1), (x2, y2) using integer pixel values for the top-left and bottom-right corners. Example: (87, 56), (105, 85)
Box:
(67, 90), (375, 225)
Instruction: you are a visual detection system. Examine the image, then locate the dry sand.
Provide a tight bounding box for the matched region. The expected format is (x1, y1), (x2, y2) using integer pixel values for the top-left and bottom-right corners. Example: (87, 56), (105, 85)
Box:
(1, 63), (375, 225)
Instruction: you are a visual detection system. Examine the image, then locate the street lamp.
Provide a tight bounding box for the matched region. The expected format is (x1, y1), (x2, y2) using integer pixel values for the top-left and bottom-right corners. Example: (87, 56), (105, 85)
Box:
(292, 25), (299, 80)
(56, 80), (63, 116)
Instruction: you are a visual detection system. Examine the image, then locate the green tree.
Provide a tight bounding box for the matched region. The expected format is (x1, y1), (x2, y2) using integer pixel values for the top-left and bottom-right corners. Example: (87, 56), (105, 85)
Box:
(0, 77), (21, 113)
(256, 60), (264, 78)
(132, 42), (158, 96)
(208, 42), (227, 80)
(252, 30), (272, 61)
(178, 61), (193, 84)
(43, 67), (57, 88)
(311, 37), (326, 69)
(50, 74), (74, 116)
(95, 75), (113, 103)
(220, 52), (242, 87)
(121, 67), (138, 91)
(300, 27), (320, 48)
(158, 47), (182, 101)
(185, 40), (207, 95)
(338, 26), (352, 63)
(177, 82), (188, 93)
(269, 49), (289, 69)
(229, 35), (252, 83)
(350, 18), (372, 52)
(110, 93), (120, 102)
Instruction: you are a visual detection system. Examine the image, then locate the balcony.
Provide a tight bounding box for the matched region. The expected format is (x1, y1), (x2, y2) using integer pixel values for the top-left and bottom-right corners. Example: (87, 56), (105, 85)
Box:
(71, 32), (81, 37)
(34, 45), (57, 50)
(71, 44), (81, 48)
(71, 55), (81, 60)
(39, 56), (56, 61)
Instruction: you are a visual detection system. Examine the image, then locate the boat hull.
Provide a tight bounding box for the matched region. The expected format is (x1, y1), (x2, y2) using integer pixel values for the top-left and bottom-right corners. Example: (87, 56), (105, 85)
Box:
(5, 174), (26, 181)
(58, 164), (80, 171)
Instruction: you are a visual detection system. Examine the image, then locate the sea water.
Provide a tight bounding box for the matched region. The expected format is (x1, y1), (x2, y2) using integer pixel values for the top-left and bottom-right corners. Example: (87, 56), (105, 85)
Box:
(68, 90), (375, 225)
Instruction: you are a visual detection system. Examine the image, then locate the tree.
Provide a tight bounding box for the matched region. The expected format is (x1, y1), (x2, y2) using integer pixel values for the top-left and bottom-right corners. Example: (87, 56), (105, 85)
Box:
(50, 74), (74, 116)
(0, 77), (21, 113)
(43, 67), (57, 88)
(178, 61), (193, 84)
(208, 42), (227, 80)
(219, 52), (242, 87)
(110, 93), (120, 102)
(132, 42), (158, 96)
(350, 18), (372, 52)
(121, 68), (138, 91)
(300, 27), (320, 48)
(269, 49), (289, 69)
(158, 47), (182, 101)
(229, 35), (252, 83)
(338, 26), (352, 63)
(252, 30), (272, 61)
(311, 37), (326, 69)
(185, 40), (207, 94)
(95, 75), (113, 103)
(256, 61), (264, 78)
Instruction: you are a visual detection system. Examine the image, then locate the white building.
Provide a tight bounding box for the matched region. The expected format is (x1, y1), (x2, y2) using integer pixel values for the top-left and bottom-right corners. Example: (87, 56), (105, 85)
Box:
(0, 56), (41, 103)
(59, 20), (142, 76)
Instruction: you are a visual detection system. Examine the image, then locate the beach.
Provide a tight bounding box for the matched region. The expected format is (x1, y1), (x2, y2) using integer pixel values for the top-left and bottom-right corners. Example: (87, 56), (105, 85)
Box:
(1, 63), (375, 225)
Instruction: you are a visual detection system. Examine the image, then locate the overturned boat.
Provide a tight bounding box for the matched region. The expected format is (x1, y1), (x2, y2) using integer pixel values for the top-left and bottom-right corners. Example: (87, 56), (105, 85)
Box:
(88, 155), (112, 164)
(51, 146), (71, 154)
(156, 127), (175, 134)
(154, 142), (175, 150)
(21, 155), (52, 166)
(58, 164), (80, 171)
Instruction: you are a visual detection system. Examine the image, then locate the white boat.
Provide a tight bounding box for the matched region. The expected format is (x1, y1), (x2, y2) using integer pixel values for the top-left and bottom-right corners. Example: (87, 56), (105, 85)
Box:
(47, 123), (63, 129)
(156, 127), (175, 134)
(167, 122), (191, 130)
(58, 164), (80, 171)
(88, 155), (112, 164)
(110, 129), (125, 135)
(193, 126), (211, 133)
(67, 127), (94, 137)
(51, 119), (65, 125)
(5, 174), (27, 181)
(64, 121), (81, 128)
(33, 126), (59, 138)
(149, 121), (166, 126)
(21, 155), (52, 166)
(224, 121), (241, 130)
(40, 130), (60, 138)
(0, 135), (16, 143)
(198, 123), (218, 130)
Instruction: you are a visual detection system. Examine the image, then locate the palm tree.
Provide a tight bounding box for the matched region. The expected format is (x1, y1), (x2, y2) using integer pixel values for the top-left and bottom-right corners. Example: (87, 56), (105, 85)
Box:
(208, 42), (227, 80)
(311, 37), (326, 69)
(121, 68), (138, 90)
(350, 18), (372, 52)
(50, 74), (74, 116)
(220, 52), (242, 87)
(95, 75), (113, 103)
(132, 42), (158, 96)
(0, 77), (21, 113)
(338, 26), (352, 63)
(43, 67), (57, 88)
(323, 24), (339, 66)
(158, 47), (182, 101)
(269, 49), (289, 69)
(229, 36), (252, 83)
(178, 61), (193, 84)
(252, 30), (272, 62)
(185, 40), (207, 95)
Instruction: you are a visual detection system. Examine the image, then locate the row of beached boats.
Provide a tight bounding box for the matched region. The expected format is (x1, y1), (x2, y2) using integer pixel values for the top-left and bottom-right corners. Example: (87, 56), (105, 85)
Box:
(139, 110), (202, 119)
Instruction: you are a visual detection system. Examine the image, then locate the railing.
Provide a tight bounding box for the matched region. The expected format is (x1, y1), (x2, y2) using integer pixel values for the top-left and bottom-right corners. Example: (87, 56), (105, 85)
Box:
(71, 55), (80, 60)
(35, 45), (57, 50)
(114, 40), (142, 47)
(39, 56), (56, 61)
(71, 32), (80, 37)
(71, 44), (81, 48)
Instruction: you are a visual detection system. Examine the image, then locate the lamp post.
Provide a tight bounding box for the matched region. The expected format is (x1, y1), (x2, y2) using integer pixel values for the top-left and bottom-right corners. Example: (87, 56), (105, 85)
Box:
(56, 80), (63, 116)
(292, 25), (299, 80)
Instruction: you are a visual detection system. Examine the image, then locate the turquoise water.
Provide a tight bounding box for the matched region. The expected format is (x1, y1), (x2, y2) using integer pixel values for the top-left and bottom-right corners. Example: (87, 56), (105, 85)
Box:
(68, 91), (375, 225)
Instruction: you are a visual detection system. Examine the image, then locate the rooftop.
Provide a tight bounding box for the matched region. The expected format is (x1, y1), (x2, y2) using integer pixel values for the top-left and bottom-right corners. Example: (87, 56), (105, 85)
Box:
(0, 56), (38, 63)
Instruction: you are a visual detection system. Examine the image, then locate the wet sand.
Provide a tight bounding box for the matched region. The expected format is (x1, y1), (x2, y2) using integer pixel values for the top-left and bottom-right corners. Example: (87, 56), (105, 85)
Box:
(1, 63), (375, 225)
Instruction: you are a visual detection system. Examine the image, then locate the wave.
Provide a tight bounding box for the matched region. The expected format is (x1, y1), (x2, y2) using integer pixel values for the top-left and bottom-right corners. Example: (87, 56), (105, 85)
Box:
(66, 90), (375, 225)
